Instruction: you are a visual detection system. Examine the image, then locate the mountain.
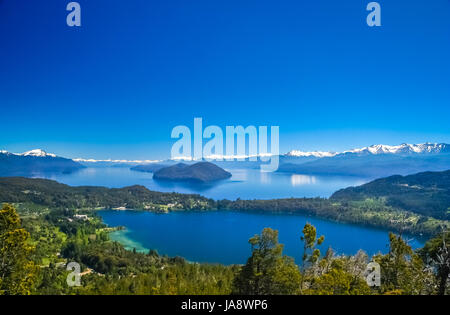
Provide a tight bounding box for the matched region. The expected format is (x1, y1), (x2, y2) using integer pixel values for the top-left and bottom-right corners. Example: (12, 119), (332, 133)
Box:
(286, 143), (450, 158)
(0, 149), (84, 176)
(153, 162), (232, 183)
(279, 143), (450, 177)
(331, 170), (450, 220)
(21, 149), (57, 157)
(74, 157), (161, 167)
(286, 150), (338, 158)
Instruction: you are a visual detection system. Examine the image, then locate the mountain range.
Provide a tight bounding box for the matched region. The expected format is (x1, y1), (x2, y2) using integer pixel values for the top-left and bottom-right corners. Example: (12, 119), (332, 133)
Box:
(0, 149), (84, 176)
(2, 143), (450, 179)
(286, 143), (450, 158)
(278, 143), (450, 178)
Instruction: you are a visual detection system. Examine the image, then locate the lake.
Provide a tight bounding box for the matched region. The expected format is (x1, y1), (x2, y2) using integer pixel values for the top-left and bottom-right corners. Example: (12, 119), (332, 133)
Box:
(99, 210), (425, 265)
(42, 166), (370, 200)
(43, 166), (423, 265)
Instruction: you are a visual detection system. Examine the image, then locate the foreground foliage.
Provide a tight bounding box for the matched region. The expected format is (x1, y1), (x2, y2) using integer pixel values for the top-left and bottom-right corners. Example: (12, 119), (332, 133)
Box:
(0, 204), (448, 295)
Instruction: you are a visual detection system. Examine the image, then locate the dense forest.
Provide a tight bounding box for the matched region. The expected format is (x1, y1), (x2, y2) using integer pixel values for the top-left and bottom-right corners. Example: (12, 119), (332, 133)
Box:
(331, 170), (450, 219)
(0, 171), (449, 295)
(0, 173), (449, 237)
(0, 203), (448, 295)
(0, 177), (215, 212)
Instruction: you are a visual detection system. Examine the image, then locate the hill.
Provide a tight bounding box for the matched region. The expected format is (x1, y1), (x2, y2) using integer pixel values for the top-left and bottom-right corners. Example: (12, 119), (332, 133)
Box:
(153, 162), (232, 183)
(0, 177), (214, 212)
(331, 170), (450, 220)
(0, 174), (448, 236)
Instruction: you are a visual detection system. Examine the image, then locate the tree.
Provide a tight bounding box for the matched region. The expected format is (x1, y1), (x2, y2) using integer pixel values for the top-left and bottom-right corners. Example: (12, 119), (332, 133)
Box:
(301, 223), (325, 268)
(374, 233), (429, 295)
(0, 204), (38, 295)
(419, 230), (450, 295)
(300, 223), (324, 292)
(232, 228), (301, 295)
(306, 259), (371, 295)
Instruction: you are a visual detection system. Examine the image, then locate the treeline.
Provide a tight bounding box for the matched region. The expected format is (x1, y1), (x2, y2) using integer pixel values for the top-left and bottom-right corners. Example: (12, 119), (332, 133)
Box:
(1, 176), (449, 237)
(331, 170), (450, 220)
(0, 177), (215, 211)
(218, 198), (448, 237)
(1, 204), (449, 295)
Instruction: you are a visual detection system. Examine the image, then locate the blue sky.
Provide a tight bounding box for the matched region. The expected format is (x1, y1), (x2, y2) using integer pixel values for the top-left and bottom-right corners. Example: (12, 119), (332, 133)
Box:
(0, 0), (449, 160)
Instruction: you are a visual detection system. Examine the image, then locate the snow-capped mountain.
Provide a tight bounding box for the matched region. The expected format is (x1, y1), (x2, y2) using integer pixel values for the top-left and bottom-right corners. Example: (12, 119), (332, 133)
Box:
(0, 149), (84, 176)
(73, 158), (161, 164)
(0, 149), (57, 157)
(286, 143), (450, 158)
(21, 149), (57, 157)
(280, 143), (450, 178)
(286, 151), (338, 158)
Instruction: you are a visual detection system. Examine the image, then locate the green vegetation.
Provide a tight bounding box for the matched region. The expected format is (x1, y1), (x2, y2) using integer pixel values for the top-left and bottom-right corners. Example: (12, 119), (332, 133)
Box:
(1, 175), (449, 236)
(0, 204), (39, 295)
(153, 162), (232, 183)
(0, 204), (449, 295)
(232, 228), (302, 295)
(0, 177), (215, 212)
(0, 170), (449, 295)
(331, 170), (450, 219)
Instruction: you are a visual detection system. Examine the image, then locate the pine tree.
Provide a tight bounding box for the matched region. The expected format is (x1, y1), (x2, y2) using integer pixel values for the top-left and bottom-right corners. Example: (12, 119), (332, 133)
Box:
(0, 204), (38, 295)
(232, 228), (301, 295)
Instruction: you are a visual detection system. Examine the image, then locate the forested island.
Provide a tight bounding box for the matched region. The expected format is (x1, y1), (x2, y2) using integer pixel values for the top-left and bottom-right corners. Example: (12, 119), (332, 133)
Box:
(152, 162), (232, 183)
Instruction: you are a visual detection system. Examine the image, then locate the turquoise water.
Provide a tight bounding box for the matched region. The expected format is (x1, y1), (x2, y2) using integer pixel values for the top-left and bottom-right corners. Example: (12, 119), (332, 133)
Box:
(99, 210), (425, 265)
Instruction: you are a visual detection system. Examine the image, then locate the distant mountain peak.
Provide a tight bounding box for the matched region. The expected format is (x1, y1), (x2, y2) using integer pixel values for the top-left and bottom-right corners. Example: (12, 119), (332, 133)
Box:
(286, 143), (450, 158)
(0, 149), (84, 177)
(21, 149), (56, 157)
(286, 150), (338, 158)
(0, 149), (57, 157)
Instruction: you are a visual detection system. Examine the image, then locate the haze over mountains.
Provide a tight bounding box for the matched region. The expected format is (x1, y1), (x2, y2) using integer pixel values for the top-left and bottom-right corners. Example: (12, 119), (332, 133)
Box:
(286, 143), (450, 158)
(278, 143), (450, 178)
(1, 143), (450, 179)
(0, 149), (84, 176)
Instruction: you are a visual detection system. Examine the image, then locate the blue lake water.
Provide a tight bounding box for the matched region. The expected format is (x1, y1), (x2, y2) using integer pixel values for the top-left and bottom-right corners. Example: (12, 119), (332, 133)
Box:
(99, 210), (425, 265)
(42, 167), (424, 264)
(43, 167), (370, 200)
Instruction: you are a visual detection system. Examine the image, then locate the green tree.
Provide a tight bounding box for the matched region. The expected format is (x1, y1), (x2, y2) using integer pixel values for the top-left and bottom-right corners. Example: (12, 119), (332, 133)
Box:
(306, 259), (371, 295)
(0, 204), (38, 295)
(374, 233), (429, 295)
(301, 223), (325, 268)
(419, 231), (450, 295)
(232, 228), (301, 295)
(300, 223), (324, 292)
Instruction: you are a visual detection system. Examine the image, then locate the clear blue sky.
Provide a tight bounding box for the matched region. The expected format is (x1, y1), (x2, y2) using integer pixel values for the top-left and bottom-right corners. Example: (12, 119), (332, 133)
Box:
(0, 0), (449, 160)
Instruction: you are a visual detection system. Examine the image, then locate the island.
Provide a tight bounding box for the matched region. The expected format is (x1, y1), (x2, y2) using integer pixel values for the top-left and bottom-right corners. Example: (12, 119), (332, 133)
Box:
(152, 162), (232, 183)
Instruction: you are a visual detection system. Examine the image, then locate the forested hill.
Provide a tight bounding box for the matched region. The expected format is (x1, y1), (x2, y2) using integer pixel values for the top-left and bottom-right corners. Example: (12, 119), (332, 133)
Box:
(0, 177), (215, 212)
(1, 174), (449, 236)
(331, 170), (450, 220)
